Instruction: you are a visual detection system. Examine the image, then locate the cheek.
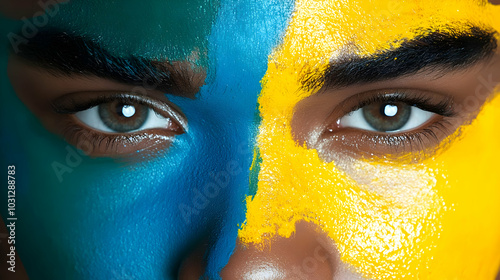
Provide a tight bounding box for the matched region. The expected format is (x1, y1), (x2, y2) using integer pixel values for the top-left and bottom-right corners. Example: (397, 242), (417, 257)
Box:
(240, 116), (442, 279)
(0, 83), (213, 278)
(425, 91), (500, 278)
(240, 92), (500, 279)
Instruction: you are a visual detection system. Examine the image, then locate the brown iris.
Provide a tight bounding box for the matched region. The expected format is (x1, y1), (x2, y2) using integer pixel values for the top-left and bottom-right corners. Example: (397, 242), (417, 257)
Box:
(362, 102), (411, 132)
(98, 100), (149, 132)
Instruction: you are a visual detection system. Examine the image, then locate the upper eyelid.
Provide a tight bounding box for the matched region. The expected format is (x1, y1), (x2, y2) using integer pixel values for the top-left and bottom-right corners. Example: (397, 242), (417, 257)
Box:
(350, 92), (455, 116)
(312, 88), (460, 139)
(51, 91), (188, 131)
(334, 89), (457, 118)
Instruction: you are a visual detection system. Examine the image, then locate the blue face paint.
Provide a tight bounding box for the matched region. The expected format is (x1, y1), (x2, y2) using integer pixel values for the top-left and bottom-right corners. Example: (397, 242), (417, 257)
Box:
(0, 0), (294, 279)
(191, 1), (295, 277)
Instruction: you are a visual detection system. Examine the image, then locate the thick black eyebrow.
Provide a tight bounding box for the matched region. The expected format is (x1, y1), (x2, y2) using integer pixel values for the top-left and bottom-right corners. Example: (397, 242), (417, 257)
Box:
(11, 29), (205, 99)
(303, 26), (498, 91)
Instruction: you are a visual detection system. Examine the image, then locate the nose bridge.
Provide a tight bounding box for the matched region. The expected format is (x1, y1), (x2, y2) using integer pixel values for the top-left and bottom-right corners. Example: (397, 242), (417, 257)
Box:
(177, 1), (297, 278)
(203, 62), (344, 280)
(221, 221), (340, 280)
(174, 99), (259, 280)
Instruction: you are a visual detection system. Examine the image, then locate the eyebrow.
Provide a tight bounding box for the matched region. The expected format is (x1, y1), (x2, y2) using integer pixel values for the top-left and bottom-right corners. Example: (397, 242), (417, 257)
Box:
(11, 29), (205, 99)
(302, 26), (498, 91)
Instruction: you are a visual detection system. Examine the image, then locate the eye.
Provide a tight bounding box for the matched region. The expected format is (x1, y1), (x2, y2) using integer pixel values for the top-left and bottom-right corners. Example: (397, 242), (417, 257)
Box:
(75, 100), (178, 133)
(304, 90), (460, 160)
(339, 101), (435, 133)
(51, 92), (186, 158)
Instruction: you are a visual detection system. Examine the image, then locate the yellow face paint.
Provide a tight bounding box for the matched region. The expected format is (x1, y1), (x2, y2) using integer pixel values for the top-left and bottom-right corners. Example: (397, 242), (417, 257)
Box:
(239, 0), (500, 278)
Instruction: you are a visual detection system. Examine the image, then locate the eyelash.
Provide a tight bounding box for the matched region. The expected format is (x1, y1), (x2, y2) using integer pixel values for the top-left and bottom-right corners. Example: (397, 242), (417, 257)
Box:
(54, 94), (167, 116)
(59, 118), (177, 158)
(358, 120), (453, 152)
(53, 93), (184, 158)
(341, 91), (456, 118)
(55, 90), (456, 158)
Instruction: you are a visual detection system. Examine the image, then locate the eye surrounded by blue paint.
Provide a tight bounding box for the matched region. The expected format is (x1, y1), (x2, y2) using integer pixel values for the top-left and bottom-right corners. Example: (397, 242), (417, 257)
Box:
(76, 102), (171, 133)
(52, 91), (187, 157)
(0, 0), (295, 280)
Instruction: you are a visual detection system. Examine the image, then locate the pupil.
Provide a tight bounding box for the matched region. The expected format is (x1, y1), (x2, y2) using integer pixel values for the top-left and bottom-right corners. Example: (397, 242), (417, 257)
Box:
(362, 102), (411, 132)
(99, 101), (149, 133)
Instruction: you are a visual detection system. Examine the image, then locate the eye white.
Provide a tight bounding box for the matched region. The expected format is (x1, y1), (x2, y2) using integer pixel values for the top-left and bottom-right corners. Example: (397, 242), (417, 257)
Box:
(74, 106), (172, 133)
(339, 106), (435, 133)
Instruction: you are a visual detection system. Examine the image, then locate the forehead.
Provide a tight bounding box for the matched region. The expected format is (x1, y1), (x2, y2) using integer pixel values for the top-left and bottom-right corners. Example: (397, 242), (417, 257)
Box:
(47, 0), (220, 61)
(49, 0), (499, 63)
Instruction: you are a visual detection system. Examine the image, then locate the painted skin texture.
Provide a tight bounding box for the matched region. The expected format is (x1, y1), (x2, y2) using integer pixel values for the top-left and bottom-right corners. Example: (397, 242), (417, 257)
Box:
(239, 0), (500, 279)
(0, 0), (499, 280)
(0, 0), (294, 279)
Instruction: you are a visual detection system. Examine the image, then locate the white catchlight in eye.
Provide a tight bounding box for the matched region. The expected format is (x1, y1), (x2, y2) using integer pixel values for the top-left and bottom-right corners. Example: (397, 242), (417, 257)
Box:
(75, 102), (173, 133)
(339, 103), (435, 133)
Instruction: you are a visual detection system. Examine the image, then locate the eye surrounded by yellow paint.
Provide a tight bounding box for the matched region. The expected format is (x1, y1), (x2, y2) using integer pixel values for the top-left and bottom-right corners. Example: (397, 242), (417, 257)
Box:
(240, 0), (500, 279)
(291, 63), (496, 162)
(338, 95), (440, 133)
(323, 89), (456, 159)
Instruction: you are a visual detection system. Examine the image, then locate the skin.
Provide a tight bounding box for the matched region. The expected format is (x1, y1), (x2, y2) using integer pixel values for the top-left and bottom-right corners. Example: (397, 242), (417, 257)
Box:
(0, 1), (294, 279)
(236, 0), (500, 279)
(0, 0), (499, 280)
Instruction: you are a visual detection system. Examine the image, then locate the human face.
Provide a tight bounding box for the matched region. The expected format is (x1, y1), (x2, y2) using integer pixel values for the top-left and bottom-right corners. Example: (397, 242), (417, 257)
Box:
(0, 1), (499, 280)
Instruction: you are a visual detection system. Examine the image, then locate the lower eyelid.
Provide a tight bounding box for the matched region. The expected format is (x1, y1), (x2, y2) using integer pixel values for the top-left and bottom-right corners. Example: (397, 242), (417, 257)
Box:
(318, 116), (456, 162)
(57, 117), (178, 159)
(338, 105), (437, 133)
